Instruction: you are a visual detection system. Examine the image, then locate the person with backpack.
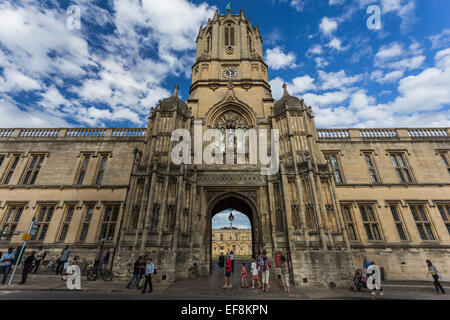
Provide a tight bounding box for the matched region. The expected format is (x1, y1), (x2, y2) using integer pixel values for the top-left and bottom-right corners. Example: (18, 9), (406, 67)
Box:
(261, 250), (271, 293)
(141, 258), (154, 294)
(426, 260), (446, 294)
(33, 246), (46, 273)
(126, 256), (143, 289)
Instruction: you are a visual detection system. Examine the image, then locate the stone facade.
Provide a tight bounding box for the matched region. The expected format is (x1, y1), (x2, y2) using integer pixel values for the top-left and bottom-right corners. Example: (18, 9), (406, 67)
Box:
(212, 224), (252, 257)
(0, 10), (449, 287)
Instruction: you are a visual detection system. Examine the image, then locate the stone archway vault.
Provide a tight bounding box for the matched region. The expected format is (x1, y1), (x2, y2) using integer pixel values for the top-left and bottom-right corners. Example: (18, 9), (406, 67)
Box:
(206, 191), (263, 269)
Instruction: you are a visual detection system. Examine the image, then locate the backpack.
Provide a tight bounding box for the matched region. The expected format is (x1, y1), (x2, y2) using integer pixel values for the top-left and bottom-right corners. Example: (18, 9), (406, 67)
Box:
(218, 255), (225, 266)
(263, 257), (271, 272)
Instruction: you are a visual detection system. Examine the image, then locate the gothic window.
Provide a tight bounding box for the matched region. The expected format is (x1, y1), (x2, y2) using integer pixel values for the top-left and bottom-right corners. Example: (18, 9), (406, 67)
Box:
(225, 24), (235, 46)
(324, 153), (344, 184)
(32, 205), (55, 241)
(214, 111), (251, 164)
(389, 204), (408, 241)
(248, 31), (253, 52)
(439, 151), (450, 174)
(150, 203), (160, 232)
(358, 204), (383, 240)
(341, 204), (358, 241)
(75, 154), (90, 185)
(410, 204), (435, 240)
(79, 205), (94, 241)
(2, 154), (20, 184)
(95, 154), (108, 185)
(390, 152), (413, 183)
(206, 32), (212, 53)
(59, 205), (75, 241)
(99, 205), (119, 241)
(363, 152), (380, 183)
(1, 205), (24, 241)
(436, 204), (450, 235)
(22, 154), (45, 185)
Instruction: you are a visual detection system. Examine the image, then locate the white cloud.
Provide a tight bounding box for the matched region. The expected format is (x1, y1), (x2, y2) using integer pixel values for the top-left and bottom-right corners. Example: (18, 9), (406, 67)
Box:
(307, 44), (323, 55)
(318, 70), (362, 90)
(429, 29), (450, 49)
(270, 75), (316, 99)
(386, 55), (425, 70)
(375, 42), (404, 60)
(319, 17), (338, 36)
(315, 57), (329, 69)
(265, 47), (297, 70)
(329, 0), (345, 5)
(327, 38), (345, 51)
(371, 70), (404, 83)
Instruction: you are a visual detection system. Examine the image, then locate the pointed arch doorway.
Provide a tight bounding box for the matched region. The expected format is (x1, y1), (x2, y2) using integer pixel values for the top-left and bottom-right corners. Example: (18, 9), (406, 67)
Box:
(206, 191), (262, 273)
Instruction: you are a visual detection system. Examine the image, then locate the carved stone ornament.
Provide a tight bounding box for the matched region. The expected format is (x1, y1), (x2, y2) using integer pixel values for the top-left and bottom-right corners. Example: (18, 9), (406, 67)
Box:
(225, 46), (234, 55)
(215, 111), (249, 130)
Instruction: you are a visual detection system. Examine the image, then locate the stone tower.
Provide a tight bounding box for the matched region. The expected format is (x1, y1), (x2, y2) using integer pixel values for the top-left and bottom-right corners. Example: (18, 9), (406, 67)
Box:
(114, 9), (354, 286)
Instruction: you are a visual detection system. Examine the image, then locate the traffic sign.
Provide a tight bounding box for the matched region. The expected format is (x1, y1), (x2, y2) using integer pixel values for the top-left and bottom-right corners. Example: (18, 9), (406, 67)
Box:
(29, 222), (38, 236)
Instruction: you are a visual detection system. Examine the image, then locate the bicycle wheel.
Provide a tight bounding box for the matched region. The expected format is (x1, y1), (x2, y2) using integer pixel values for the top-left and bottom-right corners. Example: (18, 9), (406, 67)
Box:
(86, 269), (96, 281)
(102, 270), (113, 281)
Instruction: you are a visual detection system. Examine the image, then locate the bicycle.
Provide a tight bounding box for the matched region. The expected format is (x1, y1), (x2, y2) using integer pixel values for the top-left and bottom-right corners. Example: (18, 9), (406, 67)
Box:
(39, 259), (57, 272)
(86, 264), (113, 281)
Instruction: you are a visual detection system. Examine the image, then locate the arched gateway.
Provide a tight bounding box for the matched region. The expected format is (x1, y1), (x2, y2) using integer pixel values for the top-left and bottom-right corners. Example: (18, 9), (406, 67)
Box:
(113, 9), (355, 287)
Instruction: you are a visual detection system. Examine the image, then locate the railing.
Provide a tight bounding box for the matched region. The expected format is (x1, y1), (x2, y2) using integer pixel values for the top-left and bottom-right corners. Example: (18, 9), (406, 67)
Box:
(317, 128), (449, 140)
(0, 128), (147, 139)
(111, 128), (146, 137)
(317, 129), (349, 138)
(19, 129), (60, 137)
(359, 129), (397, 138)
(65, 128), (106, 137)
(407, 128), (448, 138)
(0, 129), (15, 138)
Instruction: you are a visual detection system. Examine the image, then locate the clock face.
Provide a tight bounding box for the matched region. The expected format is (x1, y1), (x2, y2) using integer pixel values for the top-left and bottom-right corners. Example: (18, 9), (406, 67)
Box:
(222, 67), (238, 79)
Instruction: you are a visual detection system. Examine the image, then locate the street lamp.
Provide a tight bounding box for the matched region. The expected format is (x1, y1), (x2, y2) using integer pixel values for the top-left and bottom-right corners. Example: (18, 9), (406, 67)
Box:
(228, 211), (234, 222)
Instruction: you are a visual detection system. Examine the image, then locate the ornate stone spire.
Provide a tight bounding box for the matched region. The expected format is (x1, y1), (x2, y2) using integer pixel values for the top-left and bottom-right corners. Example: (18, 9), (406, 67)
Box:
(173, 84), (179, 97)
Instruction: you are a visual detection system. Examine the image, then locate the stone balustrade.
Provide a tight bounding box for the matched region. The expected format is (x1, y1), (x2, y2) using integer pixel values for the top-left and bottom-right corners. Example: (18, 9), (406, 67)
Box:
(0, 128), (146, 139)
(317, 128), (449, 140)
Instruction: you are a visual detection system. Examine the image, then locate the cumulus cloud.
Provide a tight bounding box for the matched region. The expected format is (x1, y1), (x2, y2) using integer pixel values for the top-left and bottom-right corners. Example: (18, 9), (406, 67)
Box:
(319, 17), (338, 36)
(318, 70), (362, 90)
(265, 47), (297, 70)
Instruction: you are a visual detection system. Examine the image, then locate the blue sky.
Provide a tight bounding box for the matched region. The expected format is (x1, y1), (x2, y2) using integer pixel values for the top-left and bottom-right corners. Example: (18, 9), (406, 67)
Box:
(0, 0), (449, 128)
(212, 209), (251, 229)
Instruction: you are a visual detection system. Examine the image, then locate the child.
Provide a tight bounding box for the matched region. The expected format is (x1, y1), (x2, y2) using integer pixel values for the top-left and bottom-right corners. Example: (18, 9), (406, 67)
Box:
(241, 263), (248, 288)
(250, 258), (261, 289)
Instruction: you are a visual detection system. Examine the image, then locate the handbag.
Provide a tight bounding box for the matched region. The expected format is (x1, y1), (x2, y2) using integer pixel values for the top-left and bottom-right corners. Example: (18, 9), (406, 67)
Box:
(153, 269), (157, 275)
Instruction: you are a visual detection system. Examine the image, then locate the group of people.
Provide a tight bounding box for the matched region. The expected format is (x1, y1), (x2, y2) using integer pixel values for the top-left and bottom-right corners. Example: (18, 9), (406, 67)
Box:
(0, 244), (116, 286)
(355, 256), (446, 295)
(217, 250), (291, 293)
(126, 255), (156, 294)
(0, 246), (46, 285)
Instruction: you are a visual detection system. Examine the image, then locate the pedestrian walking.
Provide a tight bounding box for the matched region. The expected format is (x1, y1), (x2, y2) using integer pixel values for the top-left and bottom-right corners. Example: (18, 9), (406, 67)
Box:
(56, 245), (71, 275)
(33, 246), (46, 273)
(0, 247), (15, 284)
(367, 261), (384, 296)
(241, 263), (248, 288)
(223, 253), (232, 288)
(94, 245), (102, 269)
(426, 260), (446, 294)
(261, 250), (271, 293)
(141, 258), (154, 294)
(19, 251), (35, 285)
(139, 255), (147, 288)
(250, 258), (261, 288)
(126, 256), (143, 289)
(281, 255), (290, 293)
(230, 250), (234, 273)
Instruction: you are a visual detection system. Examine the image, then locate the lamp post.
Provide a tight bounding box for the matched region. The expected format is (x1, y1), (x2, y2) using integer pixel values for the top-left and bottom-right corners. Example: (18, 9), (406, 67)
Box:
(228, 210), (234, 228)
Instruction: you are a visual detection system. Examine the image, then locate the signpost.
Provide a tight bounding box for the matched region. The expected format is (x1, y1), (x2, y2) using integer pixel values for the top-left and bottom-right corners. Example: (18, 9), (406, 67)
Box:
(8, 217), (36, 286)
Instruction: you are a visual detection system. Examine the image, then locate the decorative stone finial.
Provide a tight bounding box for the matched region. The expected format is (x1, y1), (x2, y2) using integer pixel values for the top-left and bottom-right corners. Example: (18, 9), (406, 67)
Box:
(173, 84), (179, 97)
(282, 83), (289, 96)
(227, 80), (233, 90)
